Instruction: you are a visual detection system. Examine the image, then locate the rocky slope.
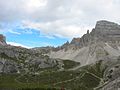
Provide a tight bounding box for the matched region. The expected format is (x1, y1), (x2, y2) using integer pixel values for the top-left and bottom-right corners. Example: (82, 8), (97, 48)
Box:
(0, 44), (65, 74)
(0, 37), (81, 89)
(0, 38), (80, 74)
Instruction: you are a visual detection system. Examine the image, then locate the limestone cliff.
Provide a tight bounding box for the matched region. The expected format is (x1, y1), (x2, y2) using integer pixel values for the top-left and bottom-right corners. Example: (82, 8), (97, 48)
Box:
(65, 20), (120, 48)
(47, 20), (120, 66)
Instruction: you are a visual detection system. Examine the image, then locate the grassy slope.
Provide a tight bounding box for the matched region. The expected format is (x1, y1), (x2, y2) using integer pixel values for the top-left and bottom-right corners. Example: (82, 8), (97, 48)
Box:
(62, 60), (80, 69)
(0, 60), (107, 90)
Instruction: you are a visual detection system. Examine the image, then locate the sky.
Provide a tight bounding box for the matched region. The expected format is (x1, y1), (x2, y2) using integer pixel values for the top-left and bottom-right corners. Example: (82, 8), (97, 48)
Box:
(0, 0), (120, 48)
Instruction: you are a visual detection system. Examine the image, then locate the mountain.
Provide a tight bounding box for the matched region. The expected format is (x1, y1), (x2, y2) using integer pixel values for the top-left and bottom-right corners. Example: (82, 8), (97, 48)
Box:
(44, 20), (120, 66)
(32, 20), (120, 90)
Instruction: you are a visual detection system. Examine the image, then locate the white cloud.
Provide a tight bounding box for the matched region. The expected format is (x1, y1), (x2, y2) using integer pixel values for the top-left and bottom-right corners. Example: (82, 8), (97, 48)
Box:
(7, 42), (31, 48)
(0, 0), (120, 38)
(39, 34), (55, 39)
(22, 20), (92, 38)
(8, 30), (21, 35)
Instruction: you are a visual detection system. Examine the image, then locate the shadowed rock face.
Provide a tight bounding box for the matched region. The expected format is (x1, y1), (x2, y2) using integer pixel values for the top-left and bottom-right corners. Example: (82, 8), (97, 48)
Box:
(0, 34), (7, 46)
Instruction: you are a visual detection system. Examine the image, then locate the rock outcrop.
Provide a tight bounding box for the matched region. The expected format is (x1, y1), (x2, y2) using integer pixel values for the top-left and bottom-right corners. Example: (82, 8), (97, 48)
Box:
(0, 34), (7, 45)
(95, 60), (120, 90)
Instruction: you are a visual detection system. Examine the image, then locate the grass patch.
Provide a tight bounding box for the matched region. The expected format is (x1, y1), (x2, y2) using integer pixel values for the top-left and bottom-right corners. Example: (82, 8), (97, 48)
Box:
(62, 60), (80, 69)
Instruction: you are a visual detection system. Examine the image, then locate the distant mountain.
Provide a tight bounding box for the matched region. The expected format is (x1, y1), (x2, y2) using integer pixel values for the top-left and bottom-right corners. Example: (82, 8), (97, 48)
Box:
(0, 36), (80, 74)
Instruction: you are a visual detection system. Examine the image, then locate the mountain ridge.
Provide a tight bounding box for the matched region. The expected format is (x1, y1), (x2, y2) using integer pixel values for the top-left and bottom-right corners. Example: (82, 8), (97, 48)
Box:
(34, 20), (120, 51)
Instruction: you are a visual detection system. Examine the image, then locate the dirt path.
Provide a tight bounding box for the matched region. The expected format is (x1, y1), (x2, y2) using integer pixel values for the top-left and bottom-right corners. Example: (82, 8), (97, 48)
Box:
(53, 72), (85, 86)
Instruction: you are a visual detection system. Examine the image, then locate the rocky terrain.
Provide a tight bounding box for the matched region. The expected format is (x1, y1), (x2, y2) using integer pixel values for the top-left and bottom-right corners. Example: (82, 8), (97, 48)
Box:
(0, 35), (79, 74)
(0, 20), (120, 90)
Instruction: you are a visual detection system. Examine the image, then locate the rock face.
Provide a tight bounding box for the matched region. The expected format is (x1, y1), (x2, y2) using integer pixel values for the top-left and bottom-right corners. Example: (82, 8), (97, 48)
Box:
(46, 20), (120, 65)
(69, 20), (120, 47)
(97, 61), (120, 90)
(0, 34), (7, 45)
(94, 20), (120, 42)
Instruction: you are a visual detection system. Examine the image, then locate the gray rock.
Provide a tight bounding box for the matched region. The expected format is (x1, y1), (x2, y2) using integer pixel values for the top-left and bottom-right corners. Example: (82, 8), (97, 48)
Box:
(0, 34), (7, 46)
(0, 45), (63, 74)
(99, 63), (120, 90)
(2, 60), (17, 73)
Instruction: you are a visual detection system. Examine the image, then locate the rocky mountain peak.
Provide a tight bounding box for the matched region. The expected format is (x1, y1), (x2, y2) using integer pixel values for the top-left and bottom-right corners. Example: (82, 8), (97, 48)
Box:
(0, 34), (7, 45)
(94, 20), (120, 42)
(95, 20), (120, 31)
(58, 20), (120, 49)
(71, 38), (80, 45)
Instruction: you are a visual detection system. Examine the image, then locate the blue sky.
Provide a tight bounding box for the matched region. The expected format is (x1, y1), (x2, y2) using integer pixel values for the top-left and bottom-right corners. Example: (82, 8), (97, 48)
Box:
(6, 29), (68, 48)
(1, 24), (68, 48)
(0, 0), (120, 48)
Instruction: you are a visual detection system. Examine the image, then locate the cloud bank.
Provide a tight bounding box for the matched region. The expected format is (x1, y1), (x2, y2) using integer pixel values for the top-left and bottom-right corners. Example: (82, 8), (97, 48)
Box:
(7, 42), (31, 48)
(0, 0), (120, 38)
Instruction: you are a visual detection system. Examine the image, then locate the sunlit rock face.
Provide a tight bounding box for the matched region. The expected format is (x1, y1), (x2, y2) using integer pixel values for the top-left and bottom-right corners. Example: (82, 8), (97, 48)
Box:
(94, 20), (120, 42)
(0, 34), (7, 46)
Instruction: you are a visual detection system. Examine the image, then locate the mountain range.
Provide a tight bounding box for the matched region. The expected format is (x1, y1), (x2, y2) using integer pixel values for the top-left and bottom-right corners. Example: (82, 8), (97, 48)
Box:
(0, 20), (120, 90)
(36, 20), (120, 65)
